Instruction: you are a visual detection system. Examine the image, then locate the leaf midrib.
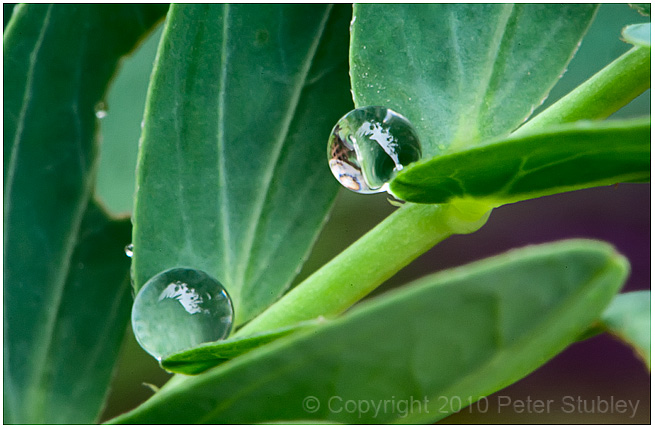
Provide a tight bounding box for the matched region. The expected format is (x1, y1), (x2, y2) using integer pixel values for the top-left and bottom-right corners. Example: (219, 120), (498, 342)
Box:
(3, 4), (53, 246)
(232, 5), (333, 318)
(452, 4), (515, 149)
(27, 26), (96, 422)
(3, 6), (54, 419)
(217, 4), (233, 285)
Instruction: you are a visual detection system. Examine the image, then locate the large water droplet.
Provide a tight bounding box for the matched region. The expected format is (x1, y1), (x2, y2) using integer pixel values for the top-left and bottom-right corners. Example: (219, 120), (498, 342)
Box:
(131, 267), (234, 360)
(327, 106), (421, 194)
(124, 243), (134, 258)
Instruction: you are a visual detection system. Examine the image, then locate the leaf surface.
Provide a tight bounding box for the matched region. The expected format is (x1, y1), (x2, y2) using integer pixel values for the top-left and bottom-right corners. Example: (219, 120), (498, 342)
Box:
(3, 4), (167, 423)
(132, 4), (353, 325)
(109, 240), (627, 424)
(389, 119), (650, 205)
(349, 4), (597, 158)
(601, 291), (651, 369)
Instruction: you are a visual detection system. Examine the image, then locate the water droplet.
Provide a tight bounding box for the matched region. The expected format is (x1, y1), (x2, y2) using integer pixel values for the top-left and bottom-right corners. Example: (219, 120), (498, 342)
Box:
(327, 106), (422, 194)
(131, 267), (234, 360)
(94, 101), (107, 119)
(125, 243), (134, 258)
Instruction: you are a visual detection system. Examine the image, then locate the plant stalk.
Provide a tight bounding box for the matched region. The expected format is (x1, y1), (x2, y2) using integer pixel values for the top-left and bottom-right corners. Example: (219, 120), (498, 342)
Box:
(517, 46), (650, 134)
(237, 200), (490, 337)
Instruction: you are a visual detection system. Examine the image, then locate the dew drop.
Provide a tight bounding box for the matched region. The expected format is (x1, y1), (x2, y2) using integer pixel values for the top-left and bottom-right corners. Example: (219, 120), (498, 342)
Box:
(125, 243), (134, 258)
(94, 101), (108, 119)
(327, 106), (422, 194)
(131, 267), (234, 360)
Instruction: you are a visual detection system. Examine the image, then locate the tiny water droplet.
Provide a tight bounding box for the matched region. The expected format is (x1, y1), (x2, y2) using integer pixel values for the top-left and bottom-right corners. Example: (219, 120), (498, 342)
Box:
(131, 267), (234, 360)
(94, 101), (108, 119)
(327, 106), (422, 194)
(125, 243), (134, 257)
(349, 15), (356, 31)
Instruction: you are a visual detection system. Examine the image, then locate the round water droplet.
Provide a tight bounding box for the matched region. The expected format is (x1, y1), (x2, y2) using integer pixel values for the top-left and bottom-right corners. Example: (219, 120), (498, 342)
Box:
(94, 101), (108, 119)
(131, 267), (234, 360)
(124, 243), (134, 257)
(327, 106), (421, 194)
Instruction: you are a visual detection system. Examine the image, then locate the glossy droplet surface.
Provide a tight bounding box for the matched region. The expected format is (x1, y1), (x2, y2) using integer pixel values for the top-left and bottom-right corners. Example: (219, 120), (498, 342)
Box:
(124, 244), (134, 257)
(131, 267), (234, 360)
(327, 106), (422, 193)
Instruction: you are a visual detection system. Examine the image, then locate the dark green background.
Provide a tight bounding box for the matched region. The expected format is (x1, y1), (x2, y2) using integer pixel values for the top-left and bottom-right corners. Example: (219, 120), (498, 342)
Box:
(93, 4), (649, 423)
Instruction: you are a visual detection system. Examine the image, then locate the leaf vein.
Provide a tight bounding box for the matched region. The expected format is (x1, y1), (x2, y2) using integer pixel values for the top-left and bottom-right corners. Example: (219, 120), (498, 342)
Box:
(235, 6), (333, 298)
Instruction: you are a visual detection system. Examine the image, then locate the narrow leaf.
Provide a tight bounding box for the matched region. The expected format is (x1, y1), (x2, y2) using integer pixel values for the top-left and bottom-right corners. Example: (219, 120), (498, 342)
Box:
(390, 119), (650, 205)
(108, 240), (628, 424)
(161, 320), (322, 375)
(602, 291), (650, 369)
(350, 4), (597, 157)
(3, 4), (167, 423)
(132, 4), (353, 325)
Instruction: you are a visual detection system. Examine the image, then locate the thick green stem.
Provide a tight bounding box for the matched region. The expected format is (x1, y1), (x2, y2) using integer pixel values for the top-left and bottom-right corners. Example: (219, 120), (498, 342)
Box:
(237, 200), (490, 337)
(517, 46), (650, 134)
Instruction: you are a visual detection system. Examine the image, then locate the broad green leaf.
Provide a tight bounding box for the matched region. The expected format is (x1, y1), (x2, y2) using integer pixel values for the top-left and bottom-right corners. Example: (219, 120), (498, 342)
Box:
(623, 23), (651, 48)
(350, 4), (597, 158)
(3, 4), (167, 423)
(108, 240), (627, 424)
(389, 118), (650, 205)
(602, 291), (650, 369)
(161, 320), (322, 375)
(132, 4), (353, 325)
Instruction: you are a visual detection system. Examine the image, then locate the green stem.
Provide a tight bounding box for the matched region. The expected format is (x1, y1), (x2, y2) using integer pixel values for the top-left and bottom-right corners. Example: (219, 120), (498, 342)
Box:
(517, 46), (650, 134)
(237, 200), (490, 337)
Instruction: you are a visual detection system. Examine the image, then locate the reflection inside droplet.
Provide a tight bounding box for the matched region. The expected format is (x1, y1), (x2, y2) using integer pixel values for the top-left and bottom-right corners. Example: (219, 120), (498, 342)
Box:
(131, 267), (234, 360)
(125, 243), (134, 257)
(327, 106), (421, 194)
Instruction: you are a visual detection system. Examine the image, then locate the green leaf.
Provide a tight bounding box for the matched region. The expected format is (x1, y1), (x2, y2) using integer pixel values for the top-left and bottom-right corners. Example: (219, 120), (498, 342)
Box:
(629, 3), (651, 16)
(3, 3), (16, 28)
(161, 320), (322, 375)
(108, 240), (628, 424)
(389, 118), (650, 205)
(623, 23), (651, 48)
(601, 291), (651, 369)
(350, 4), (598, 158)
(3, 4), (167, 423)
(132, 4), (353, 325)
